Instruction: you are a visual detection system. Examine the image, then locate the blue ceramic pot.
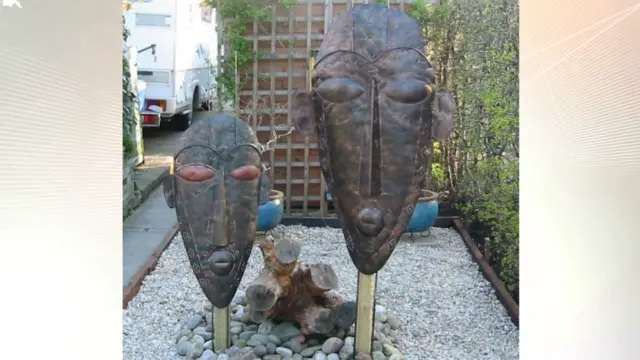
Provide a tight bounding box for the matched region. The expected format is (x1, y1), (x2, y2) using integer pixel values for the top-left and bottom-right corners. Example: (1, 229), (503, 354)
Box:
(257, 190), (285, 232)
(405, 190), (439, 233)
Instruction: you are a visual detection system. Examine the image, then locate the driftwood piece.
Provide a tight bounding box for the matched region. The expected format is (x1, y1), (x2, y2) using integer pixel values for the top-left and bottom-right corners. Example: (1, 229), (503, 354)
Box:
(246, 236), (356, 335)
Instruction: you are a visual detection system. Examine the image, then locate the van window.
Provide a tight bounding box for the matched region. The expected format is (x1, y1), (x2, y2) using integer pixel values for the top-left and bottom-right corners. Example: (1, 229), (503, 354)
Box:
(136, 13), (171, 27)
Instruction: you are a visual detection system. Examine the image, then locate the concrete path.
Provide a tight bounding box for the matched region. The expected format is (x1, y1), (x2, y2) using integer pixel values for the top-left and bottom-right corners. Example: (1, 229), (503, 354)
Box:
(123, 186), (177, 289)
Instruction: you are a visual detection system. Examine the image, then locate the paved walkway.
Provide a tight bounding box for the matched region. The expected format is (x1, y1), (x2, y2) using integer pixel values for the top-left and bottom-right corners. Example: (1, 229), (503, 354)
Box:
(123, 186), (177, 289)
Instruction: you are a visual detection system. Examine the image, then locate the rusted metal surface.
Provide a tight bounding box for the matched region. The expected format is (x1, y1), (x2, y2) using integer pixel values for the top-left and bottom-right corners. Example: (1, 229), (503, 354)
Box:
(291, 4), (454, 275)
(163, 114), (264, 309)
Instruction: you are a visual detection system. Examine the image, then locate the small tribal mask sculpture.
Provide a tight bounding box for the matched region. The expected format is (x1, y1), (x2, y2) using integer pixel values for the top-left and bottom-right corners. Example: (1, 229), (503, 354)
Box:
(291, 4), (455, 274)
(163, 114), (264, 308)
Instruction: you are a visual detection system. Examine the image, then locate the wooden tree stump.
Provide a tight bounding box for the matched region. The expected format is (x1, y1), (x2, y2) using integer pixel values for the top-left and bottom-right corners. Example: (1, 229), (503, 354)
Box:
(245, 235), (356, 335)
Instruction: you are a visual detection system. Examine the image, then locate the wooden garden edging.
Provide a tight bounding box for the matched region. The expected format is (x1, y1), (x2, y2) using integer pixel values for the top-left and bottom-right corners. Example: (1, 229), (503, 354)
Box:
(452, 218), (520, 327)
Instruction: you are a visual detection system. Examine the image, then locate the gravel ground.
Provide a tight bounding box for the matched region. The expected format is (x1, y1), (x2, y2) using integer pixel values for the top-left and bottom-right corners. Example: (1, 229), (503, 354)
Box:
(123, 225), (519, 360)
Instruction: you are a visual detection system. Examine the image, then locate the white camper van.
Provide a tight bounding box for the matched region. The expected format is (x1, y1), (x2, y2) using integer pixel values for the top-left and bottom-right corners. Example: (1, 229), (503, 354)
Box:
(125, 0), (218, 131)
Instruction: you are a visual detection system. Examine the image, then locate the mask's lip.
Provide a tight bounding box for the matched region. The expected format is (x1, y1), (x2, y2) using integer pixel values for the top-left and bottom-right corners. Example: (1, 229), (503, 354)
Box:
(207, 248), (235, 276)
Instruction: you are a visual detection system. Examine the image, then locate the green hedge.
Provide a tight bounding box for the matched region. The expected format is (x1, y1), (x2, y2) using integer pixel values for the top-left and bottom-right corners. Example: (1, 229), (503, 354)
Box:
(122, 14), (136, 159)
(409, 0), (520, 300)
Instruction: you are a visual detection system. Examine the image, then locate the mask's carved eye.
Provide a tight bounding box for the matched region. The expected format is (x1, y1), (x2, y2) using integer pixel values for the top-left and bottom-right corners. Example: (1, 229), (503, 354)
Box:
(176, 165), (215, 182)
(384, 79), (430, 104)
(314, 78), (364, 103)
(230, 165), (261, 181)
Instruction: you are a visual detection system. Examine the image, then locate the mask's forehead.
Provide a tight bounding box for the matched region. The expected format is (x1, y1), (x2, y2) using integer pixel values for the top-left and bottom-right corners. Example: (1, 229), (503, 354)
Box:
(317, 4), (425, 63)
(174, 115), (259, 166)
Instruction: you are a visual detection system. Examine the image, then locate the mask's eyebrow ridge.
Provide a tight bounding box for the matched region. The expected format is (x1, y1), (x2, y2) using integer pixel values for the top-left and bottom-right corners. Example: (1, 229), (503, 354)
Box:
(174, 144), (222, 159)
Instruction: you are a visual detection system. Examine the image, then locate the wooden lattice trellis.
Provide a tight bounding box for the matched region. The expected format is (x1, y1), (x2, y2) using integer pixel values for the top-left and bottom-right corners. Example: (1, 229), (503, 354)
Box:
(221, 0), (418, 216)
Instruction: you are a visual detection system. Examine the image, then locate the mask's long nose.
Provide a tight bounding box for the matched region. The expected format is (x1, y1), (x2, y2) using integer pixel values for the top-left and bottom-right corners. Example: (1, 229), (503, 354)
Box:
(356, 79), (384, 237)
(212, 178), (228, 247)
(207, 177), (233, 276)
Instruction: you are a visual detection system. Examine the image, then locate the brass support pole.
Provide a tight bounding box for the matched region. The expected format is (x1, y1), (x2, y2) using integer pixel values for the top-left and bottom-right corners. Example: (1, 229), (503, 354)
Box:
(213, 306), (230, 352)
(354, 272), (377, 356)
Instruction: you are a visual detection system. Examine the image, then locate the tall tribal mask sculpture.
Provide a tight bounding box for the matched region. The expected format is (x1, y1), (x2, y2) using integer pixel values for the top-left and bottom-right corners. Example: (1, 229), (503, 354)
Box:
(292, 4), (455, 275)
(163, 114), (264, 307)
(163, 114), (266, 351)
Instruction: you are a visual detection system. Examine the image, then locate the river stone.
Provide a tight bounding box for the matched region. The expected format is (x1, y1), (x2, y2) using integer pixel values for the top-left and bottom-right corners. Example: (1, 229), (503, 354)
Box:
(382, 344), (400, 357)
(386, 315), (401, 330)
(372, 351), (385, 360)
(249, 334), (270, 346)
(245, 324), (259, 332)
(187, 344), (204, 359)
(322, 338), (344, 354)
(374, 322), (385, 332)
(375, 312), (387, 323)
(191, 335), (206, 346)
(307, 339), (320, 346)
(176, 329), (192, 343)
(177, 336), (188, 346)
(276, 347), (294, 358)
(241, 313), (252, 323)
(374, 305), (386, 318)
(263, 355), (282, 360)
(313, 352), (327, 360)
(270, 322), (303, 342)
(287, 339), (304, 354)
(327, 354), (340, 360)
(292, 355), (303, 360)
(253, 344), (268, 357)
(344, 337), (354, 347)
(201, 349), (217, 360)
(231, 326), (243, 335)
(354, 353), (372, 360)
(203, 340), (212, 350)
(177, 341), (194, 356)
(239, 331), (257, 340)
(372, 341), (382, 352)
(218, 355), (230, 360)
(258, 319), (276, 334)
(232, 307), (245, 322)
(269, 335), (283, 346)
(267, 343), (277, 354)
(300, 345), (323, 357)
(338, 345), (354, 360)
(187, 315), (204, 330)
(381, 326), (391, 336)
(233, 339), (247, 348)
(199, 332), (213, 342)
(388, 354), (404, 360)
(293, 335), (306, 344)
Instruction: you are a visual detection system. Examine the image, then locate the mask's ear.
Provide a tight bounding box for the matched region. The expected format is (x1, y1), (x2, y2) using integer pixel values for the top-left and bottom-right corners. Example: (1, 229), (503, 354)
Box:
(291, 90), (315, 138)
(258, 165), (272, 205)
(432, 92), (456, 142)
(163, 172), (176, 209)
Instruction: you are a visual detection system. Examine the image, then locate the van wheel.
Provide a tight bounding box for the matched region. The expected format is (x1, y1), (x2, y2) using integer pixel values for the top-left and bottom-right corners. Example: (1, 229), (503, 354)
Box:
(172, 111), (192, 131)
